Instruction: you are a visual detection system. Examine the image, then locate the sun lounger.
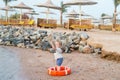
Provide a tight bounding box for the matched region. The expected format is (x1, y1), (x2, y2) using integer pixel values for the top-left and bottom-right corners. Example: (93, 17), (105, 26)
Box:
(99, 25), (112, 30)
(27, 19), (35, 26)
(66, 19), (93, 30)
(37, 18), (57, 28)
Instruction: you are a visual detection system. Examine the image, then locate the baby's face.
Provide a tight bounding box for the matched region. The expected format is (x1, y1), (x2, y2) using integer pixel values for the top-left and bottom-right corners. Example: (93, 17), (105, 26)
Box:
(55, 41), (61, 48)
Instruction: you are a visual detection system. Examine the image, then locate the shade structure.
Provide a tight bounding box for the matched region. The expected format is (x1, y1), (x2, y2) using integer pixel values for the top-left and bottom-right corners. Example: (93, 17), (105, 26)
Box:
(0, 6), (15, 21)
(92, 18), (100, 23)
(101, 15), (113, 24)
(35, 0), (61, 23)
(11, 2), (32, 21)
(64, 0), (97, 5)
(25, 10), (39, 15)
(66, 15), (78, 19)
(101, 15), (113, 19)
(64, 0), (97, 25)
(66, 9), (79, 15)
(24, 10), (39, 19)
(65, 9), (80, 19)
(66, 9), (90, 16)
(40, 10), (56, 21)
(40, 10), (56, 15)
(35, 0), (61, 10)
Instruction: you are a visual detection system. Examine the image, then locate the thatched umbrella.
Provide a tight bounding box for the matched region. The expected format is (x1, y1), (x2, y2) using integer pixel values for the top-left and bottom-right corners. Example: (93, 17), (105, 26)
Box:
(40, 9), (56, 20)
(66, 9), (90, 16)
(0, 5), (15, 21)
(64, 0), (97, 25)
(101, 15), (113, 19)
(101, 15), (112, 24)
(24, 10), (39, 19)
(35, 0), (61, 23)
(40, 10), (56, 14)
(11, 2), (32, 21)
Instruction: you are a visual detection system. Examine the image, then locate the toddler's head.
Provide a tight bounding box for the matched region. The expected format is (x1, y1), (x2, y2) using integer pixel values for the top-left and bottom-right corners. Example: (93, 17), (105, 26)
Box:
(55, 39), (62, 48)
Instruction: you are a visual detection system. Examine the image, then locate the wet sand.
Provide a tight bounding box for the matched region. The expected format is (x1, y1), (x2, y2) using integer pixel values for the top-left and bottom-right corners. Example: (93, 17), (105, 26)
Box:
(0, 28), (120, 80)
(1, 45), (120, 80)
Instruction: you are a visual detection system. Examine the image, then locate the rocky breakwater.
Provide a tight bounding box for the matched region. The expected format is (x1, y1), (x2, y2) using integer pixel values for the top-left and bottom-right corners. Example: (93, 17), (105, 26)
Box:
(0, 26), (103, 54)
(0, 26), (49, 50)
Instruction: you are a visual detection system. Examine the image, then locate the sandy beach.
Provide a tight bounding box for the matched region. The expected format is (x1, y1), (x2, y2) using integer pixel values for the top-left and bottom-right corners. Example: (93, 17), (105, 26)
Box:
(0, 28), (120, 80)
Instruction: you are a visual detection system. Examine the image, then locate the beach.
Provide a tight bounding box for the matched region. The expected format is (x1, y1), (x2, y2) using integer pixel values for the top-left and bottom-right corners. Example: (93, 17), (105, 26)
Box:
(0, 28), (120, 80)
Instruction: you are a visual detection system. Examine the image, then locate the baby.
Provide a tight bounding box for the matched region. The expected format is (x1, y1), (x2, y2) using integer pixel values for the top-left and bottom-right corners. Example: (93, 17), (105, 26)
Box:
(53, 39), (63, 71)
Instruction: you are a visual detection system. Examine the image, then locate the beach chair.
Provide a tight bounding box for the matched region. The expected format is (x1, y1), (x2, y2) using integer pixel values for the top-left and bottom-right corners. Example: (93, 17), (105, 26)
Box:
(37, 18), (57, 28)
(115, 24), (120, 31)
(18, 21), (24, 26)
(28, 19), (35, 26)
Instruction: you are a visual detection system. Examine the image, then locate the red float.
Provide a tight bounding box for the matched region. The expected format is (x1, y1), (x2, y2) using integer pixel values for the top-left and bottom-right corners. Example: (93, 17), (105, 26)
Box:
(48, 66), (71, 76)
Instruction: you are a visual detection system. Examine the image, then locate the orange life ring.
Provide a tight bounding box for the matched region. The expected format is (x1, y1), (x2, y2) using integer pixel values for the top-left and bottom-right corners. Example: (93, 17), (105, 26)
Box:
(48, 66), (71, 76)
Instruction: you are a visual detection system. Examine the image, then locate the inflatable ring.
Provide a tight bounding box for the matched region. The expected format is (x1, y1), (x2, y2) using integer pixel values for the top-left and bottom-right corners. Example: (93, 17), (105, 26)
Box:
(48, 66), (71, 76)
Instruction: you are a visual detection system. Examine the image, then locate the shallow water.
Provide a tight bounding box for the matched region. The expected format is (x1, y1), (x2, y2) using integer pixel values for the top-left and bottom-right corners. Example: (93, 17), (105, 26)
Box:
(0, 46), (23, 80)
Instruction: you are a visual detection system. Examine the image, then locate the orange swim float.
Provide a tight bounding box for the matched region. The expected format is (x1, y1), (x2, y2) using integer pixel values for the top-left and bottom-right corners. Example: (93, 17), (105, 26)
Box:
(48, 66), (71, 76)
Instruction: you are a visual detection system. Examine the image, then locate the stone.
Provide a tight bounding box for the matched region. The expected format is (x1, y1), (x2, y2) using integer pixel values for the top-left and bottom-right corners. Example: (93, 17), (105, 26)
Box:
(80, 32), (89, 40)
(82, 45), (93, 54)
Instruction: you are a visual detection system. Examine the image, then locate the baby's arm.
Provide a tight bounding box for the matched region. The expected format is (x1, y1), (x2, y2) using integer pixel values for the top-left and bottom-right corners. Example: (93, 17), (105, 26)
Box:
(50, 41), (56, 50)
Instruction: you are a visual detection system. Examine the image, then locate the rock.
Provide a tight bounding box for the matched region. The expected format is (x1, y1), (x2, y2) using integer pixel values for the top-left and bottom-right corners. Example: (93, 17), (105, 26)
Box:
(26, 44), (35, 48)
(82, 45), (93, 54)
(79, 45), (84, 53)
(5, 41), (11, 46)
(35, 39), (41, 45)
(17, 43), (25, 48)
(94, 48), (102, 54)
(64, 46), (71, 53)
(40, 41), (51, 51)
(30, 35), (37, 41)
(49, 48), (55, 53)
(80, 32), (89, 40)
(87, 38), (103, 49)
(79, 40), (87, 46)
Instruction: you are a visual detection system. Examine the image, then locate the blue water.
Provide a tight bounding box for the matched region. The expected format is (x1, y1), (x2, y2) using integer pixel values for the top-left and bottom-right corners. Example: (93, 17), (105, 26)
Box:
(0, 46), (23, 80)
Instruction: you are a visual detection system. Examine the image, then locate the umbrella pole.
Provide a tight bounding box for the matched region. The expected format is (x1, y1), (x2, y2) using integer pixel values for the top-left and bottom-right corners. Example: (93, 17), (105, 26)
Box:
(20, 9), (22, 21)
(6, 10), (8, 22)
(79, 5), (82, 26)
(46, 8), (49, 24)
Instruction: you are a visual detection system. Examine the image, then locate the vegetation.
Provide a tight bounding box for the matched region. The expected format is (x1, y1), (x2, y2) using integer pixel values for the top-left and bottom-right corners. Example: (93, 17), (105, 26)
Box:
(101, 13), (110, 24)
(3, 0), (17, 6)
(60, 1), (69, 26)
(10, 13), (29, 19)
(2, 0), (17, 21)
(9, 13), (20, 19)
(101, 13), (108, 17)
(113, 0), (120, 31)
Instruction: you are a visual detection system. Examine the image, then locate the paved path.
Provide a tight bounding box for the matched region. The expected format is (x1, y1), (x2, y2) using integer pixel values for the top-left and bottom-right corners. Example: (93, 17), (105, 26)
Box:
(0, 46), (23, 80)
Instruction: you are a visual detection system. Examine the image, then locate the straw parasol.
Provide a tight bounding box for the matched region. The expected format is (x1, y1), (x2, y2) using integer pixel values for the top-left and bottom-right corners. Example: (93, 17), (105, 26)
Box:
(101, 15), (113, 24)
(25, 10), (39, 15)
(0, 5), (15, 21)
(66, 9), (91, 20)
(35, 0), (61, 23)
(40, 10), (56, 15)
(101, 15), (113, 19)
(66, 9), (79, 15)
(11, 2), (32, 21)
(66, 15), (78, 19)
(40, 9), (56, 20)
(64, 0), (97, 25)
(24, 10), (39, 19)
(66, 9), (90, 16)
(65, 9), (79, 19)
